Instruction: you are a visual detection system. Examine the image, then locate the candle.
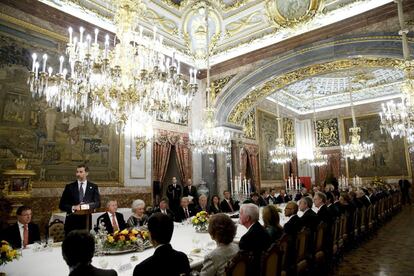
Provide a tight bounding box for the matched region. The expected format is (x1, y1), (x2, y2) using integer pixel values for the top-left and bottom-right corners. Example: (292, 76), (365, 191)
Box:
(177, 61), (180, 74)
(79, 26), (84, 44)
(48, 67), (53, 76)
(189, 69), (193, 83)
(68, 27), (73, 44)
(31, 53), (37, 72)
(59, 56), (64, 74)
(42, 54), (47, 72)
(34, 62), (39, 78)
(86, 34), (91, 54)
(94, 28), (99, 44)
(62, 68), (68, 80)
(193, 69), (197, 82)
(104, 34), (109, 59)
(172, 52), (175, 67)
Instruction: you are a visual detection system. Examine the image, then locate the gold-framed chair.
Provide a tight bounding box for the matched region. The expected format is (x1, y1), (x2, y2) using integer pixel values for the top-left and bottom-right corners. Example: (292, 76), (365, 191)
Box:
(225, 251), (253, 276)
(296, 228), (310, 274)
(48, 219), (65, 243)
(314, 222), (327, 265)
(261, 242), (283, 276)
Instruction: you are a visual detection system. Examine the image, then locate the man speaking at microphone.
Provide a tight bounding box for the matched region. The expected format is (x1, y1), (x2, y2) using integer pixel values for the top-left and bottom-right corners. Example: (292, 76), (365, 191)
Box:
(59, 164), (101, 235)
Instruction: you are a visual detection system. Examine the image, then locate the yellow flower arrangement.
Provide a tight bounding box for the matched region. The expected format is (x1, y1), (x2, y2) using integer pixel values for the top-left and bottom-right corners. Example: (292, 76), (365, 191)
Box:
(104, 229), (150, 251)
(0, 240), (19, 265)
(192, 211), (209, 232)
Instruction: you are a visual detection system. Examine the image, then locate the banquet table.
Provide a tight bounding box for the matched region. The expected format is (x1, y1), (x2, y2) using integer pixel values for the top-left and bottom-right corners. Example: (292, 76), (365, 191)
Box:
(4, 204), (293, 276)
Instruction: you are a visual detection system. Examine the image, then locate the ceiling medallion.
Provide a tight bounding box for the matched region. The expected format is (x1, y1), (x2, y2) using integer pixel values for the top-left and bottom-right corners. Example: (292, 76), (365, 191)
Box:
(265, 0), (320, 28)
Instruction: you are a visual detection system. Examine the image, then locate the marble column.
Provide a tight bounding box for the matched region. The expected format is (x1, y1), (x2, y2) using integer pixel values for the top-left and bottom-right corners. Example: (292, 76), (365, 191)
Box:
(216, 152), (228, 197)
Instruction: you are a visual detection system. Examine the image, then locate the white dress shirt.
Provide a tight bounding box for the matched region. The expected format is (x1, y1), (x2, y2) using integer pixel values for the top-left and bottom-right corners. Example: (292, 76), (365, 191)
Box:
(17, 221), (25, 248)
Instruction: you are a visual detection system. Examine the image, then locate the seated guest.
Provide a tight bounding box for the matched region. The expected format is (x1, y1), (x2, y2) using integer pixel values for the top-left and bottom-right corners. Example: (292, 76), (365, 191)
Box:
(283, 201), (302, 235)
(133, 213), (190, 276)
(239, 204), (271, 273)
(95, 200), (126, 234)
(194, 194), (209, 213)
(294, 187), (309, 201)
(127, 199), (149, 228)
(1, 206), (40, 249)
(262, 205), (283, 242)
(260, 189), (271, 205)
(268, 189), (277, 204)
(153, 197), (175, 220)
(244, 192), (267, 207)
(62, 230), (117, 276)
(175, 197), (195, 222)
(298, 197), (319, 233)
(200, 214), (238, 276)
(324, 184), (335, 193)
(220, 190), (239, 213)
(208, 195), (221, 214)
(275, 189), (291, 204)
(314, 192), (332, 226)
(356, 189), (371, 207)
(326, 192), (340, 219)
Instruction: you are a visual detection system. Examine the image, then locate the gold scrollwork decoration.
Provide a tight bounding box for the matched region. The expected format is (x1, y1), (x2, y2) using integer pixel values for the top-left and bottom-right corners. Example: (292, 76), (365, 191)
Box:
(228, 57), (402, 125)
(265, 0), (320, 28)
(135, 139), (147, 160)
(243, 108), (256, 140)
(316, 118), (340, 147)
(144, 8), (179, 35)
(225, 11), (263, 37)
(283, 118), (295, 147)
(210, 74), (235, 101)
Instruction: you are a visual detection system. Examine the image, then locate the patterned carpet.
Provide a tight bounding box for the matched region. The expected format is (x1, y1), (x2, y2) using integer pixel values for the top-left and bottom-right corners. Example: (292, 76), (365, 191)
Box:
(334, 205), (414, 275)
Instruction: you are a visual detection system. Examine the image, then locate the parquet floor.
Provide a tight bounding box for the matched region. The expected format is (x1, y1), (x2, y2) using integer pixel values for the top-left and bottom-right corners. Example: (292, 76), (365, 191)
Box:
(334, 205), (414, 275)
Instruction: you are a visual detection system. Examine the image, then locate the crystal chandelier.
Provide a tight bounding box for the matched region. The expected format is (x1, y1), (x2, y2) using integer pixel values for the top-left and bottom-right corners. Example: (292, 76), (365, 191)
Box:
(308, 86), (328, 167)
(27, 0), (197, 139)
(379, 0), (414, 139)
(341, 88), (374, 160)
(189, 1), (231, 154)
(269, 98), (296, 164)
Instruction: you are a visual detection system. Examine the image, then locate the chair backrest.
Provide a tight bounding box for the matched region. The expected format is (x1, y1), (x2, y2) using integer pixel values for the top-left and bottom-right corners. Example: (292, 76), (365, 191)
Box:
(261, 243), (282, 276)
(225, 251), (252, 276)
(360, 206), (366, 229)
(315, 222), (326, 253)
(48, 219), (65, 242)
(296, 228), (310, 262)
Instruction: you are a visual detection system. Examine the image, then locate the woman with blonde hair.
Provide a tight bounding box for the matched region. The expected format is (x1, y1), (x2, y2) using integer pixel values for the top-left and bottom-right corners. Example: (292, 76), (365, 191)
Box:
(262, 205), (283, 241)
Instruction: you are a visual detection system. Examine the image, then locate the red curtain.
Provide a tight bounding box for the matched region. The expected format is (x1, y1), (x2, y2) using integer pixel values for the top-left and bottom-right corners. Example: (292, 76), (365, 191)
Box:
(317, 149), (341, 184)
(175, 136), (192, 183)
(152, 141), (171, 184)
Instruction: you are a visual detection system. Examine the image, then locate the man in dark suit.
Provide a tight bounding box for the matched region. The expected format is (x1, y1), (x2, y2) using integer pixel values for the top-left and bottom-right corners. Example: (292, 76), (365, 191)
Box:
(275, 189), (291, 204)
(153, 197), (175, 220)
(62, 230), (117, 276)
(175, 197), (195, 222)
(183, 178), (198, 208)
(283, 201), (302, 235)
(326, 192), (340, 219)
(299, 197), (319, 233)
(399, 177), (412, 205)
(59, 164), (101, 235)
(220, 190), (239, 213)
(194, 194), (208, 213)
(95, 200), (126, 234)
(133, 213), (190, 276)
(1, 206), (40, 249)
(294, 188), (309, 201)
(166, 176), (182, 213)
(314, 192), (333, 226)
(239, 203), (271, 274)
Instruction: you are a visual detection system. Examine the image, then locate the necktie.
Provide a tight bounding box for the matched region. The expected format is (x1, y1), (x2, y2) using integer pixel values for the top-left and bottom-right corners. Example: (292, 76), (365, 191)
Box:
(228, 200), (234, 212)
(79, 182), (84, 203)
(185, 208), (189, 218)
(172, 185), (175, 199)
(23, 224), (29, 248)
(111, 214), (119, 231)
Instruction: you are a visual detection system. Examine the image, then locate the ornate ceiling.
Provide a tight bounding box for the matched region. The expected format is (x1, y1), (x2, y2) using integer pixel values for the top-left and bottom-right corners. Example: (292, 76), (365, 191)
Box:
(39, 0), (394, 67)
(268, 67), (405, 114)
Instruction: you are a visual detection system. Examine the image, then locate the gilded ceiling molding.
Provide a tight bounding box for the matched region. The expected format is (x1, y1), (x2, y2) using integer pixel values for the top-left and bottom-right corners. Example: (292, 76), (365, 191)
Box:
(225, 11), (263, 37)
(160, 0), (250, 12)
(210, 74), (235, 101)
(316, 118), (340, 147)
(265, 0), (320, 28)
(228, 57), (402, 125)
(145, 8), (178, 35)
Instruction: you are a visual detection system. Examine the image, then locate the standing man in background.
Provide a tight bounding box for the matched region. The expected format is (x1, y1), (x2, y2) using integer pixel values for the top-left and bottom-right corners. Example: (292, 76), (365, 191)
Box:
(183, 178), (198, 208)
(59, 164), (101, 235)
(166, 176), (182, 213)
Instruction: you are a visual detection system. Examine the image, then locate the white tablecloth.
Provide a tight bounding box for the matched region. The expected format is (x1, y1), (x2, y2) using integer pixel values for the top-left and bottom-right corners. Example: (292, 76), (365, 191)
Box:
(5, 204), (292, 276)
(49, 208), (133, 228)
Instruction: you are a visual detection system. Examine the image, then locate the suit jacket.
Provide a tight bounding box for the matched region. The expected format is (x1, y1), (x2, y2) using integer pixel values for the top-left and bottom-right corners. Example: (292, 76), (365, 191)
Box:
(239, 222), (271, 275)
(166, 184), (182, 209)
(200, 243), (238, 276)
(1, 222), (40, 249)
(300, 209), (319, 232)
(275, 194), (291, 204)
(175, 207), (195, 222)
(317, 205), (333, 226)
(95, 212), (126, 234)
(153, 207), (175, 220)
(194, 205), (208, 214)
(283, 215), (302, 236)
(70, 264), (117, 276)
(59, 181), (101, 213)
(208, 204), (221, 214)
(183, 185), (198, 204)
(133, 244), (190, 276)
(220, 199), (239, 213)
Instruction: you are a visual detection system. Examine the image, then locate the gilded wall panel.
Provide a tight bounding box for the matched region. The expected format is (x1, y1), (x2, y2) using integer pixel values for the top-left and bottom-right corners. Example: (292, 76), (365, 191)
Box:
(257, 110), (284, 181)
(242, 108), (256, 140)
(343, 114), (410, 178)
(316, 118), (340, 147)
(283, 118), (295, 147)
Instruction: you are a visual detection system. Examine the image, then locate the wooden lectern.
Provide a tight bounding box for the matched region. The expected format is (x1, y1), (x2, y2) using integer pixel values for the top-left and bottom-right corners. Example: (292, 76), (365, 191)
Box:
(72, 209), (94, 230)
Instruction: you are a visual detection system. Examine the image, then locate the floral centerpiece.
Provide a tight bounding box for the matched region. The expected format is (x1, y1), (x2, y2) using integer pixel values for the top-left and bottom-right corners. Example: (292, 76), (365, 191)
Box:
(103, 229), (151, 253)
(1, 240), (19, 265)
(192, 211), (209, 233)
(372, 176), (385, 187)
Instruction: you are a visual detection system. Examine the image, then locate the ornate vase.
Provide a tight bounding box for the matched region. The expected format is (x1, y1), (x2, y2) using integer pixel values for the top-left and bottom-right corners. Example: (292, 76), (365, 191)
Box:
(197, 180), (210, 198)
